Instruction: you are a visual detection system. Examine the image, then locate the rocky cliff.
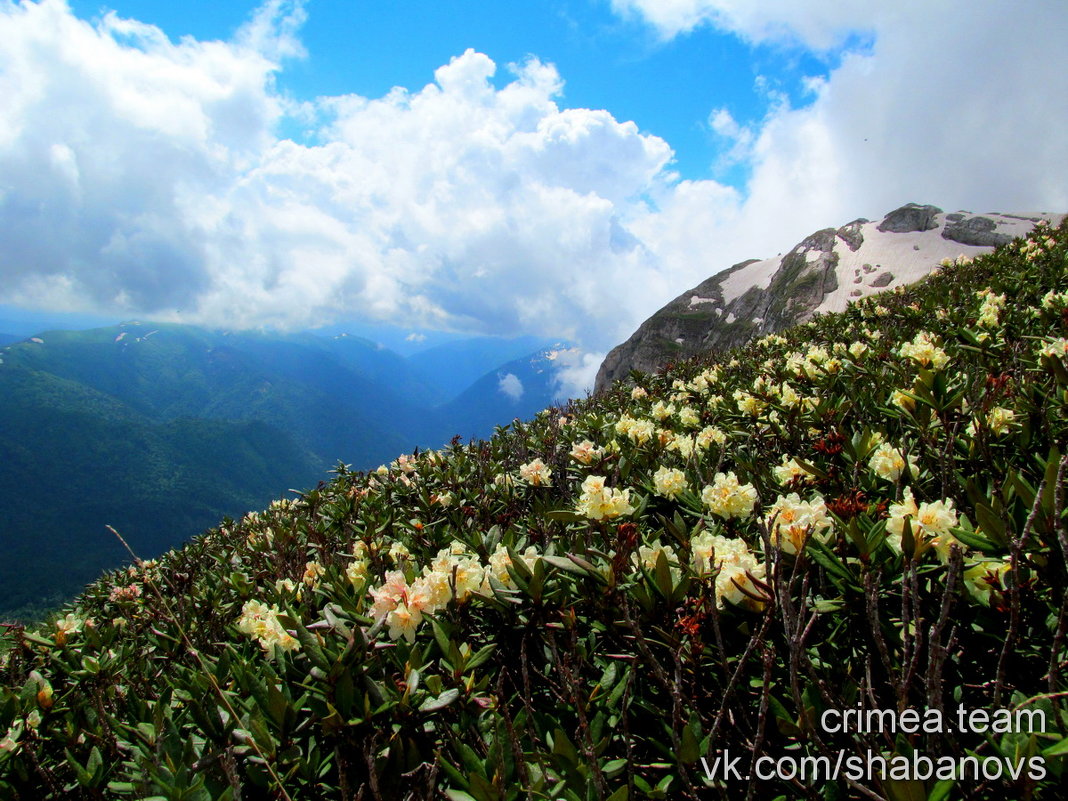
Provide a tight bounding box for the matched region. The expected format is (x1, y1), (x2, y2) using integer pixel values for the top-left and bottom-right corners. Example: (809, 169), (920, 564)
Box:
(594, 204), (1064, 392)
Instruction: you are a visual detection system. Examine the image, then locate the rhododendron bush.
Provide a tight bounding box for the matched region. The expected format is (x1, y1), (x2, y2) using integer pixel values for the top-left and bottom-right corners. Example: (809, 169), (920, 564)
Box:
(3, 223), (1068, 799)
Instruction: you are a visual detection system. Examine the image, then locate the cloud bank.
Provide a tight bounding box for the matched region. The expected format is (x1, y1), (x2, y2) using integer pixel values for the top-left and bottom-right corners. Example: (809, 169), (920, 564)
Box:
(1, 0), (1067, 398)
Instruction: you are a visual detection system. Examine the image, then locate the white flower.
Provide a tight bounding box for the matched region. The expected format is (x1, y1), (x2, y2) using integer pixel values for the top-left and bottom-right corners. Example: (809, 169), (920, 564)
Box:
(691, 532), (766, 609)
(701, 472), (758, 520)
(386, 602), (423, 644)
(576, 475), (635, 521)
(652, 466), (688, 499)
(518, 458), (553, 487)
(867, 443), (917, 482)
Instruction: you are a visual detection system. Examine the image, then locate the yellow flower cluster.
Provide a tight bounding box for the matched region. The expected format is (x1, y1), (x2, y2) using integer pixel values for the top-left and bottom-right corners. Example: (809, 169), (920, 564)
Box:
(867, 442), (917, 482)
(569, 439), (604, 465)
(518, 458), (553, 487)
(652, 466), (688, 498)
(691, 532), (766, 609)
(885, 488), (960, 559)
(1038, 337), (1068, 361)
(237, 600), (300, 653)
(615, 414), (655, 444)
(773, 455), (813, 485)
(976, 289), (1005, 329)
(764, 493), (832, 554)
(898, 331), (949, 370)
(701, 472), (758, 519)
(576, 475), (635, 520)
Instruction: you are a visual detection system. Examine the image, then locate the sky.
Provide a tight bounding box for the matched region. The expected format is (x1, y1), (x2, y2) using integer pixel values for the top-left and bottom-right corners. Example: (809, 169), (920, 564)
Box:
(1, 0), (1067, 394)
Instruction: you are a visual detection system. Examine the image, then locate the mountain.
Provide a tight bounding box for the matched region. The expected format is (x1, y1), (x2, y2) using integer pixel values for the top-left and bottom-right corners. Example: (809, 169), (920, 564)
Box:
(4, 219), (1066, 799)
(595, 203), (1065, 391)
(0, 363), (323, 617)
(434, 343), (577, 439)
(0, 324), (570, 617)
(406, 334), (557, 402)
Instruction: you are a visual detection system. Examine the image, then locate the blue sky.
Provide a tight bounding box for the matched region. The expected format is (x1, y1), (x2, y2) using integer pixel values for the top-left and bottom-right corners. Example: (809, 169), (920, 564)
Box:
(68, 0), (841, 184)
(2, 0), (1067, 392)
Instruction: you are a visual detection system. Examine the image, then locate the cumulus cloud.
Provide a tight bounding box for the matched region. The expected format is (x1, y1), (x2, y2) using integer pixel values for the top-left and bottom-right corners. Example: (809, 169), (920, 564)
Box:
(550, 347), (603, 402)
(1, 0), (1066, 380)
(0, 3), (679, 352)
(497, 372), (523, 401)
(609, 0), (885, 48)
(621, 1), (1068, 281)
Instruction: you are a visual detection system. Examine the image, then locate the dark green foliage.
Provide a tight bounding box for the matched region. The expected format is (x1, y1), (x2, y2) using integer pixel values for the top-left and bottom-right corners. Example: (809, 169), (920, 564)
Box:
(0, 326), (560, 617)
(2, 223), (1068, 799)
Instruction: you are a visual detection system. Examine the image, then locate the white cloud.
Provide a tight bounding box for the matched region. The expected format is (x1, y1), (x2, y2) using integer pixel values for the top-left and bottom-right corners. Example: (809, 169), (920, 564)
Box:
(405, 332), (426, 343)
(497, 372), (523, 401)
(620, 1), (1068, 288)
(0, 0), (1066, 382)
(609, 0), (888, 49)
(550, 348), (603, 402)
(0, 4), (678, 352)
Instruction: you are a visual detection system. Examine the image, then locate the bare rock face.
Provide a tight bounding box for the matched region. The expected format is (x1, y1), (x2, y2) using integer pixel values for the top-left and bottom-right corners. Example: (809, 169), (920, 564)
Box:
(594, 204), (1064, 393)
(876, 203), (943, 233)
(942, 215), (1014, 247)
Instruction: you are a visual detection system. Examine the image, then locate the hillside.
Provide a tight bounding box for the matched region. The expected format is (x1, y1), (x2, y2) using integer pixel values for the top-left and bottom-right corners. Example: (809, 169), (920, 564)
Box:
(0, 325), (565, 618)
(2, 221), (1067, 799)
(595, 205), (1065, 392)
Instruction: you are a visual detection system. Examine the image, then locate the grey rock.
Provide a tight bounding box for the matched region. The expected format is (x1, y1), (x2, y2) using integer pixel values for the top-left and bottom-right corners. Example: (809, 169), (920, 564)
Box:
(594, 206), (1061, 394)
(836, 218), (867, 251)
(942, 215), (1014, 247)
(594, 229), (840, 391)
(876, 203), (943, 233)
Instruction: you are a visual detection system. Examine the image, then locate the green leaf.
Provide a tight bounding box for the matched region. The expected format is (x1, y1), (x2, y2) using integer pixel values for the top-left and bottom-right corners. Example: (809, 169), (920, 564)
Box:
(926, 779), (956, 801)
(464, 643), (496, 672)
(654, 549), (674, 601)
(1042, 736), (1068, 757)
(950, 525), (998, 552)
(419, 688), (460, 713)
(973, 503), (1008, 547)
(679, 719), (701, 763)
(551, 727), (579, 766)
(541, 554), (588, 574)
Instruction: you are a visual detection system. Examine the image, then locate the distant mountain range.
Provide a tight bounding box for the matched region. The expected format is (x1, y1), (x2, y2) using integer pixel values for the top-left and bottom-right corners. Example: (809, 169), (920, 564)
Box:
(0, 323), (569, 617)
(596, 204), (1066, 391)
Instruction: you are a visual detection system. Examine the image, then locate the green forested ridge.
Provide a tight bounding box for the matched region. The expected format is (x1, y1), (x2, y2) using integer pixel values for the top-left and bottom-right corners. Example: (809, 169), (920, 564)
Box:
(0, 326), (560, 618)
(1, 222), (1068, 799)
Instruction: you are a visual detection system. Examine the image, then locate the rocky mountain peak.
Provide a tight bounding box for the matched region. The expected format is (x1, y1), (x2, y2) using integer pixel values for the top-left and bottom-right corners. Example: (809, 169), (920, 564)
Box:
(594, 204), (1064, 392)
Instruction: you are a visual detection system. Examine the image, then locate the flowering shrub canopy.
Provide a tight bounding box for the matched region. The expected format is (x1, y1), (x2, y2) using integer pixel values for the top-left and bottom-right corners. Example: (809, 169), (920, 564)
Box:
(2, 222), (1068, 799)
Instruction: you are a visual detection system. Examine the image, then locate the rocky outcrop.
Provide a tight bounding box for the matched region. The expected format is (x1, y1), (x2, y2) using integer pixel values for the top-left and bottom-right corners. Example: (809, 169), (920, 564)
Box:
(876, 203), (942, 233)
(595, 204), (1064, 392)
(942, 215), (1014, 247)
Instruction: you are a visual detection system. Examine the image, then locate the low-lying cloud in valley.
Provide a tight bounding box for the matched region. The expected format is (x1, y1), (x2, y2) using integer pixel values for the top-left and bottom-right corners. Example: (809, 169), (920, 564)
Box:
(1, 0), (1066, 396)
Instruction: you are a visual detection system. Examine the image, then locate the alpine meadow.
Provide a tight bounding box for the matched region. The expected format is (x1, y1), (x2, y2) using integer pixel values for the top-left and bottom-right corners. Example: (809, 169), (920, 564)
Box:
(2, 220), (1068, 799)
